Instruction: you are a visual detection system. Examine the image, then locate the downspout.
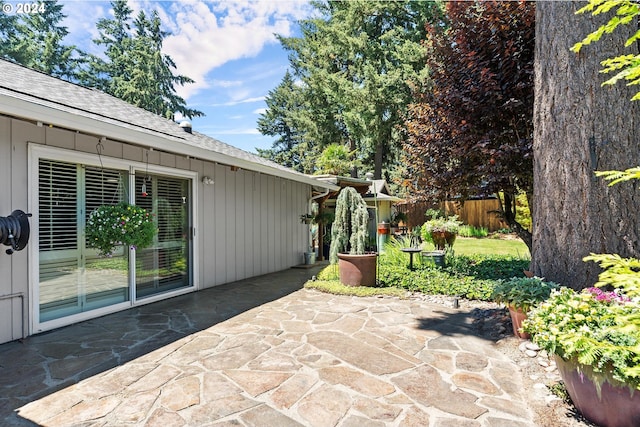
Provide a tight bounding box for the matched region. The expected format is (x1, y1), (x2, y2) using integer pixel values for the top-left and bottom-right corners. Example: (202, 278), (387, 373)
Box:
(310, 188), (330, 261)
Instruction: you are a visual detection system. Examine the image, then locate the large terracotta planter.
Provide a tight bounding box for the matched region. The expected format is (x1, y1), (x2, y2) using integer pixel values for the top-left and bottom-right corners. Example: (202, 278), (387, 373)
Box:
(338, 253), (377, 287)
(429, 231), (456, 250)
(507, 306), (530, 339)
(555, 356), (640, 427)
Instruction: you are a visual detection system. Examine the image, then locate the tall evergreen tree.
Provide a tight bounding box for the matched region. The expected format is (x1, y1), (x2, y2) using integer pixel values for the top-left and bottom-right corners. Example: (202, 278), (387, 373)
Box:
(3, 0), (81, 80)
(262, 0), (442, 178)
(256, 71), (316, 173)
(87, 1), (203, 119)
(83, 0), (133, 91)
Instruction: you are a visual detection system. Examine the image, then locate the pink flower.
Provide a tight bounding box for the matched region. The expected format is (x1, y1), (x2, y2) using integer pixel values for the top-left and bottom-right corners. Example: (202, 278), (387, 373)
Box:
(586, 287), (630, 304)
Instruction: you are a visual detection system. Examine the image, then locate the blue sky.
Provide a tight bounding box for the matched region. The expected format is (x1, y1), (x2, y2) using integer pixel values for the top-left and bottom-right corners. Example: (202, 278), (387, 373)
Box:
(49, 1), (313, 153)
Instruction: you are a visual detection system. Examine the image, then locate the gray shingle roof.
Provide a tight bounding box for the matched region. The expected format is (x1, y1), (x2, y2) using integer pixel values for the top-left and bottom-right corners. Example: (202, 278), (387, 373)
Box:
(0, 59), (334, 188)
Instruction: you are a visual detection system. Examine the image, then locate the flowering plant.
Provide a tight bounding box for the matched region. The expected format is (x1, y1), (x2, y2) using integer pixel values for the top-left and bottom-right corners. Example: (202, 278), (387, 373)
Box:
(421, 215), (462, 250)
(86, 203), (156, 256)
(422, 215), (462, 234)
(523, 285), (640, 389)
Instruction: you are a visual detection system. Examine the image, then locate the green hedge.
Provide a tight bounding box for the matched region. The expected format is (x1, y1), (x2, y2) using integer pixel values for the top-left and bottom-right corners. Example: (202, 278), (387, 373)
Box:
(378, 264), (497, 301)
(315, 254), (530, 302)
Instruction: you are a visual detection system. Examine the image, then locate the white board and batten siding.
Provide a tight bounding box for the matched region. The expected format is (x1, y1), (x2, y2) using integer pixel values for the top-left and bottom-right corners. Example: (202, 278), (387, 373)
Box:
(0, 116), (313, 343)
(205, 163), (308, 287)
(0, 116), (32, 343)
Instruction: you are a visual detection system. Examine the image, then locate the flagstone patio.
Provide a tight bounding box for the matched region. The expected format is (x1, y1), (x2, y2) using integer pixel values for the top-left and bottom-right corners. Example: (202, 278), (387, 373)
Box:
(0, 265), (537, 426)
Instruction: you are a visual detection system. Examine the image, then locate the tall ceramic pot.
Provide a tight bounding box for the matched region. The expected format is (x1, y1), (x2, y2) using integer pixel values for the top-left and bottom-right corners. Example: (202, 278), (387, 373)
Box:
(555, 356), (640, 427)
(508, 306), (530, 339)
(337, 253), (377, 287)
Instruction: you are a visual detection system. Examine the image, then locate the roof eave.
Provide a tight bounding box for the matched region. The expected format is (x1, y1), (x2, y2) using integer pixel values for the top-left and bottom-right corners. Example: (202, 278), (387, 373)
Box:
(1, 96), (338, 191)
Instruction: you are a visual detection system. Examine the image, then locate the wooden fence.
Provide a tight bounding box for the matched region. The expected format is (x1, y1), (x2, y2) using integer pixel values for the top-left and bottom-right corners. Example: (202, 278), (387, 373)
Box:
(399, 199), (508, 232)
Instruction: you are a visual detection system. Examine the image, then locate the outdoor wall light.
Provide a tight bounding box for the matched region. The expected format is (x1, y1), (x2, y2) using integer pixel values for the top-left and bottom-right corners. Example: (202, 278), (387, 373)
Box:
(202, 176), (214, 185)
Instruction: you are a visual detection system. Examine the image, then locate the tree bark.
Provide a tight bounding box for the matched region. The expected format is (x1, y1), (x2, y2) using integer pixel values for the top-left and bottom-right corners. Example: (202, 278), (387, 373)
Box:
(532, 2), (640, 288)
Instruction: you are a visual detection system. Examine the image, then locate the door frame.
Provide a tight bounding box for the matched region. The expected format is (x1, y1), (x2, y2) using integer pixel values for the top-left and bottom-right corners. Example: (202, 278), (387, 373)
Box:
(28, 144), (199, 335)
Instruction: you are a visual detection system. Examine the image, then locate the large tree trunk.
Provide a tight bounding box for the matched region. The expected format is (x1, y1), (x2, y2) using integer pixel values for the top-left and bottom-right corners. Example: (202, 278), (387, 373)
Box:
(532, 2), (640, 288)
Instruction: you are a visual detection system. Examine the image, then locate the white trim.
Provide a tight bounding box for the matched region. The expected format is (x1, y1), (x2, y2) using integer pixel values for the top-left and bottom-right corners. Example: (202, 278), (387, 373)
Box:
(28, 144), (199, 335)
(2, 96), (339, 191)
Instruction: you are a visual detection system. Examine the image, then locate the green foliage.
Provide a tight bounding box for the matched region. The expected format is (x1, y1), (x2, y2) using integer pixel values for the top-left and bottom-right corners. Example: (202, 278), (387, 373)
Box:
(329, 187), (369, 263)
(421, 215), (462, 249)
(377, 252), (527, 300)
(444, 254), (531, 280)
(314, 211), (334, 225)
(87, 1), (203, 119)
(491, 276), (559, 312)
(381, 235), (419, 265)
(377, 263), (497, 301)
(572, 0), (640, 100)
(256, 71), (312, 173)
(86, 202), (156, 256)
(524, 287), (640, 389)
(304, 278), (406, 298)
(548, 382), (571, 403)
(316, 248), (530, 303)
(583, 253), (640, 298)
(595, 167), (640, 186)
(1, 0), (83, 80)
(458, 225), (489, 238)
(317, 264), (339, 280)
(422, 216), (462, 235)
(391, 211), (408, 226)
(515, 193), (532, 232)
(315, 144), (360, 176)
(266, 0), (444, 178)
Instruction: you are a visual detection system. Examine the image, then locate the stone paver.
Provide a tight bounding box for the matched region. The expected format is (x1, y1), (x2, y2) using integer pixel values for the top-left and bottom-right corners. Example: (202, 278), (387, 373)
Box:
(0, 265), (537, 426)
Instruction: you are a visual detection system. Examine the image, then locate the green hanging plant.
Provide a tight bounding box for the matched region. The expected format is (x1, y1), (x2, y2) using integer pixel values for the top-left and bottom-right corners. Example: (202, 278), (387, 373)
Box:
(86, 202), (156, 256)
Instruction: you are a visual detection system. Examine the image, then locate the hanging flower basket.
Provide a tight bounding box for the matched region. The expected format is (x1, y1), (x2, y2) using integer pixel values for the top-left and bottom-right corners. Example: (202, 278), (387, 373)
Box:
(86, 202), (156, 256)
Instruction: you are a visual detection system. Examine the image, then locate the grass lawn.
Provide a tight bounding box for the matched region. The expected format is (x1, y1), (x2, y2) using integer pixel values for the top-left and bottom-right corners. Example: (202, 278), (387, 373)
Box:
(422, 236), (530, 258)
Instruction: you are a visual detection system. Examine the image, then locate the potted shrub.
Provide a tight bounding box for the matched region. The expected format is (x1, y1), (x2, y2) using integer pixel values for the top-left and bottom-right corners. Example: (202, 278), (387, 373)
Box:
(524, 284), (639, 427)
(329, 187), (377, 286)
(492, 276), (559, 339)
(86, 202), (156, 256)
(421, 215), (462, 250)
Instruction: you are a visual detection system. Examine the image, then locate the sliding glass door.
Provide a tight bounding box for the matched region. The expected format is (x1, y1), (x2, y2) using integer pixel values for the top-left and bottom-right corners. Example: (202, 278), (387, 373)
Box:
(36, 153), (194, 327)
(134, 174), (191, 299)
(38, 160), (129, 322)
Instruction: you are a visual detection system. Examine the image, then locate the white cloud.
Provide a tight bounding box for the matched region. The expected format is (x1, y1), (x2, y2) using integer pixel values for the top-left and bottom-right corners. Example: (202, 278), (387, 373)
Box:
(211, 96), (265, 107)
(212, 79), (243, 88)
(154, 0), (312, 99)
(61, 1), (108, 54)
(253, 108), (267, 115)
